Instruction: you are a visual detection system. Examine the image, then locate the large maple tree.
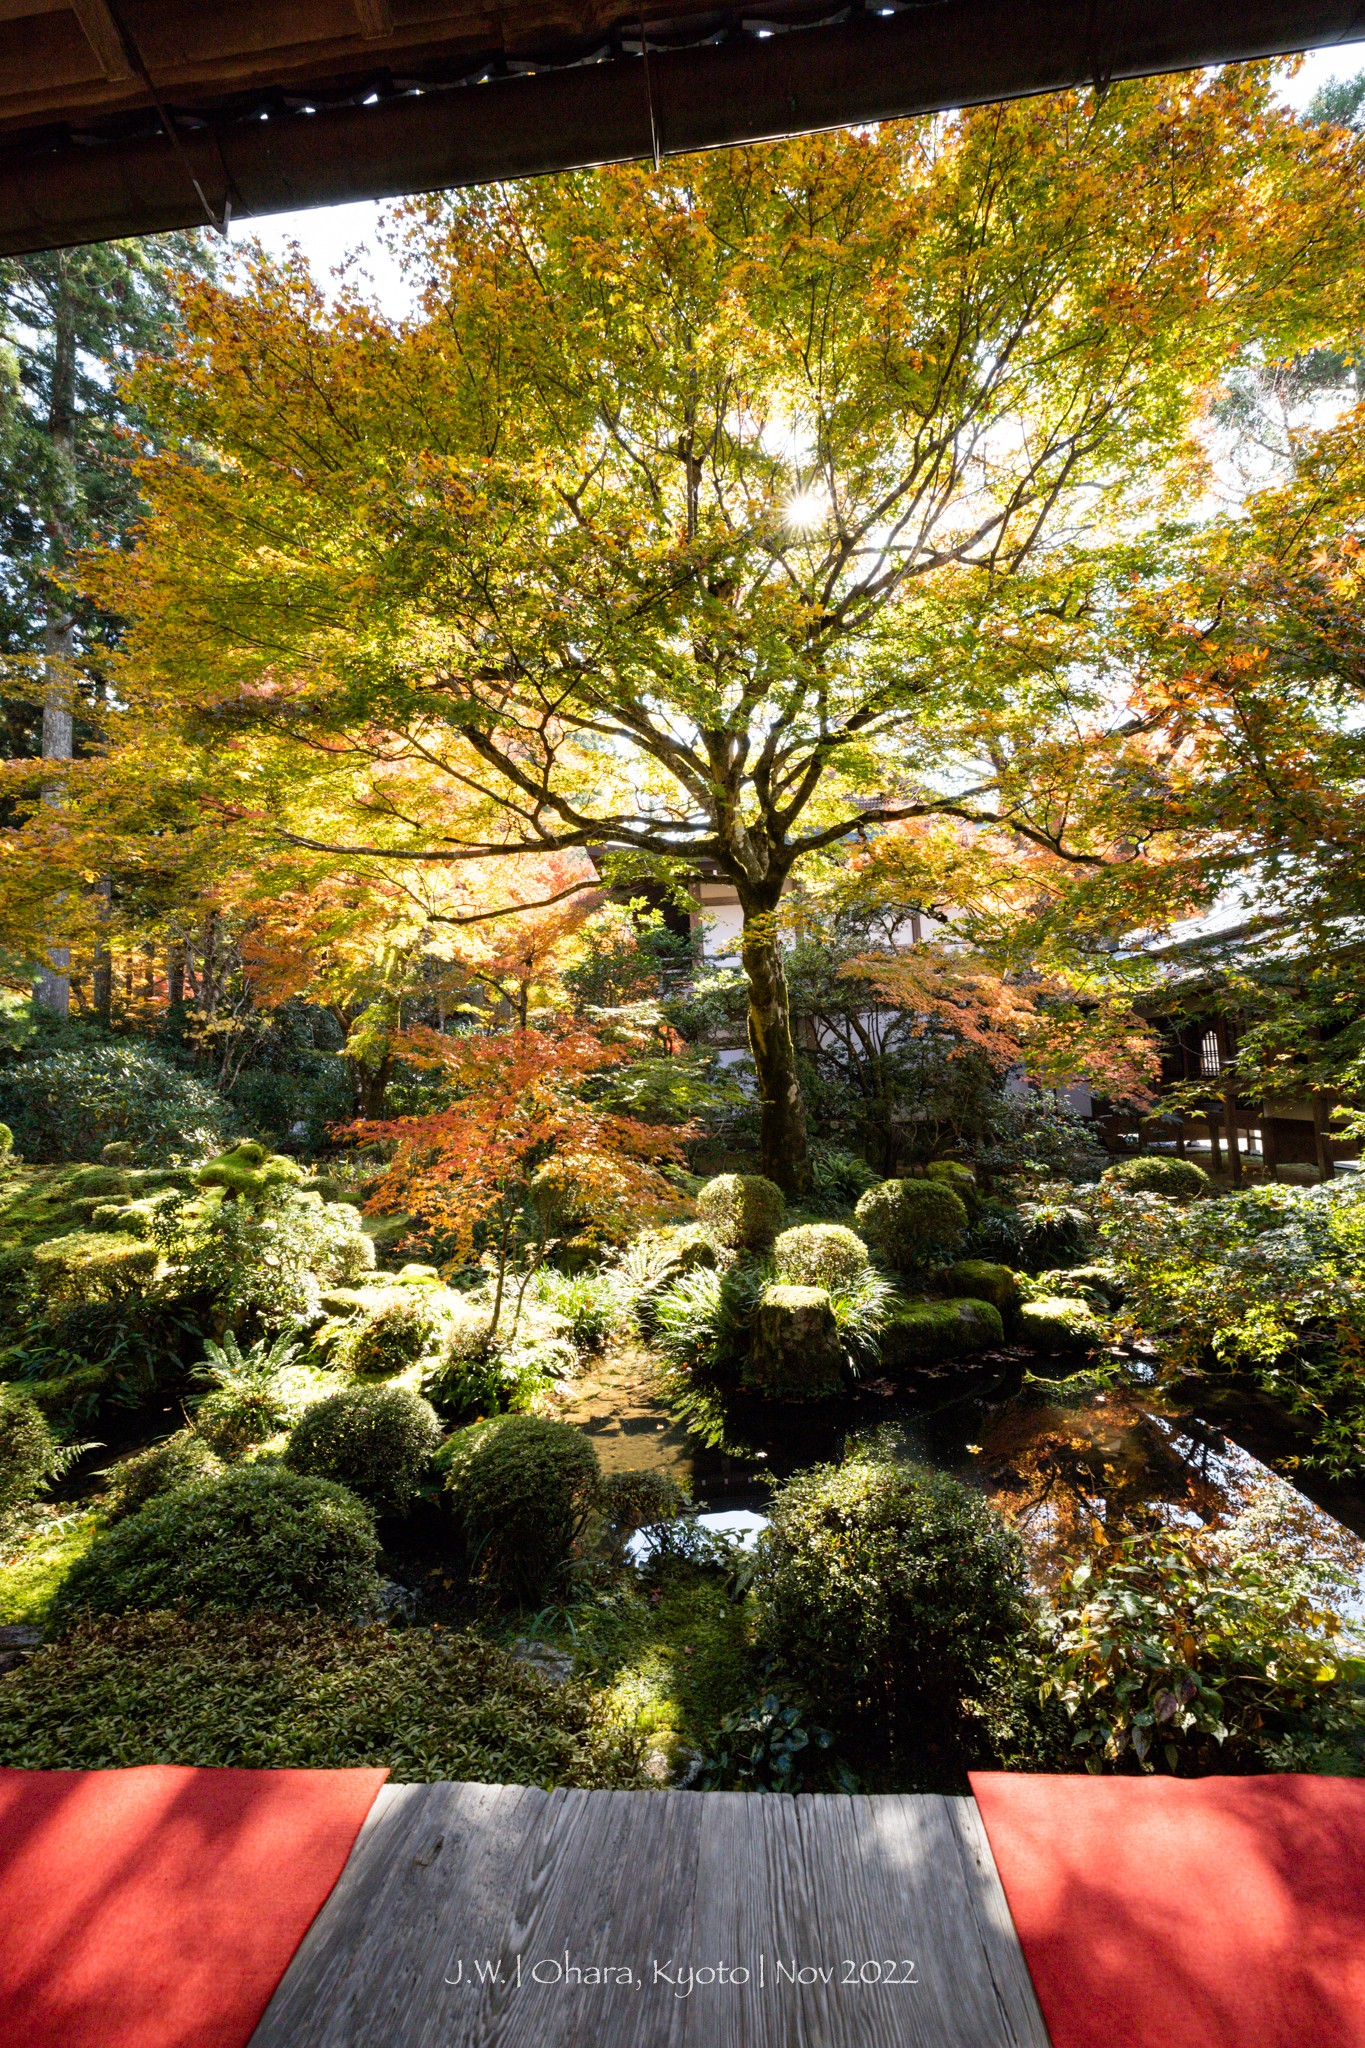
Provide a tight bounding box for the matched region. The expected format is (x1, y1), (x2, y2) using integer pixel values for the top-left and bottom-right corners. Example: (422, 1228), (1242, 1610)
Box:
(84, 69), (1365, 1189)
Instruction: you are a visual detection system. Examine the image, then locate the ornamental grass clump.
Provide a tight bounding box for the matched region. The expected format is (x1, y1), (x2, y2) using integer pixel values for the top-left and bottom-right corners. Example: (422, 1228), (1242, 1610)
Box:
(854, 1177), (969, 1275)
(695, 1173), (786, 1252)
(753, 1439), (1028, 1772)
(1101, 1155), (1209, 1201)
(56, 1465), (381, 1622)
(285, 1384), (442, 1514)
(443, 1413), (601, 1603)
(772, 1223), (869, 1291)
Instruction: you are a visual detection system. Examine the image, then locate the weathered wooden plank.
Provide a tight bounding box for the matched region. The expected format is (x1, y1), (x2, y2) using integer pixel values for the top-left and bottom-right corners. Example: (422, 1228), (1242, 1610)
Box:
(250, 1786), (1052, 2048)
(946, 1797), (1053, 2048)
(249, 1780), (546, 2048)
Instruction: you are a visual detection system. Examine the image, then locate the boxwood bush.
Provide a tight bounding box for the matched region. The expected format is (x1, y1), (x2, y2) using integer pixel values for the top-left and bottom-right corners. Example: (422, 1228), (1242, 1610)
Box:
(0, 1611), (647, 1786)
(443, 1414), (601, 1602)
(772, 1223), (869, 1291)
(696, 1173), (785, 1251)
(753, 1441), (1028, 1771)
(56, 1465), (381, 1621)
(285, 1384), (442, 1514)
(854, 1178), (969, 1273)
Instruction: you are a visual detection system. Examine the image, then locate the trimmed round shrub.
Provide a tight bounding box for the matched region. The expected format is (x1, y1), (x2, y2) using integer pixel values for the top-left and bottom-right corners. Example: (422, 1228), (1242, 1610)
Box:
(0, 1042), (227, 1165)
(599, 1469), (688, 1535)
(854, 1178), (968, 1273)
(924, 1159), (980, 1218)
(772, 1223), (869, 1292)
(1101, 1155), (1210, 1202)
(879, 1297), (1004, 1375)
(57, 1465), (381, 1621)
(340, 1295), (441, 1377)
(0, 1389), (60, 1513)
(102, 1432), (223, 1522)
(1018, 1295), (1105, 1356)
(0, 1120), (13, 1156)
(939, 1260), (1022, 1320)
(443, 1414), (601, 1603)
(696, 1173), (786, 1251)
(286, 1385), (442, 1514)
(753, 1446), (1028, 1765)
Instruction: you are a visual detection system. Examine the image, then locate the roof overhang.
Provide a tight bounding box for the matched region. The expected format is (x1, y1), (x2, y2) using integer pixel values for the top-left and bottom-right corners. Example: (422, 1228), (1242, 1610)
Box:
(2, 1), (1363, 254)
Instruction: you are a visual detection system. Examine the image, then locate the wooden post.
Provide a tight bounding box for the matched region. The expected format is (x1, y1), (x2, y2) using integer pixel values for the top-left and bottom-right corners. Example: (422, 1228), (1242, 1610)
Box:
(1313, 1093), (1334, 1182)
(1217, 1019), (1242, 1187)
(1261, 1103), (1279, 1182)
(1207, 1111), (1222, 1174)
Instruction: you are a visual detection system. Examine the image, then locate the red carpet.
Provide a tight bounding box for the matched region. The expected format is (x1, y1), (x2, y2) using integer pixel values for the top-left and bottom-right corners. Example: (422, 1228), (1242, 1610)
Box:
(0, 1763), (387, 2048)
(971, 1771), (1365, 2048)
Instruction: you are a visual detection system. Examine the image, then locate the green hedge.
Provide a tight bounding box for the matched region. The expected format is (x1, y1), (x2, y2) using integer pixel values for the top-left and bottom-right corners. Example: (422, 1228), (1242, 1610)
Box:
(0, 1611), (647, 1786)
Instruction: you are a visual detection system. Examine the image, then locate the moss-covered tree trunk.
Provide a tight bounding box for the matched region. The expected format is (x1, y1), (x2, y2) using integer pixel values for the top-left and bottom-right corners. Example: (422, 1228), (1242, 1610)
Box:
(738, 892), (810, 1196)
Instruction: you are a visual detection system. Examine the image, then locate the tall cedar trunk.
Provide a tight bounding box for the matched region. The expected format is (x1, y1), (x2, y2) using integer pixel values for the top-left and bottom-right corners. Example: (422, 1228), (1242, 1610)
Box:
(738, 894), (810, 1195)
(34, 263), (77, 1019)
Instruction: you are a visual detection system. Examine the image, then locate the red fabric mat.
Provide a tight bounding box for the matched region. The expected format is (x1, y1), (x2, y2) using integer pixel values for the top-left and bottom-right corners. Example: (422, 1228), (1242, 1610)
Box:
(971, 1771), (1365, 2048)
(0, 1763), (387, 2048)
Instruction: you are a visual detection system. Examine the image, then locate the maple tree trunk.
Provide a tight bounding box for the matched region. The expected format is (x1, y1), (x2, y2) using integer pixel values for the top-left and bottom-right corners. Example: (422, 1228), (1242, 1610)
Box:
(738, 892), (810, 1196)
(351, 1057), (393, 1120)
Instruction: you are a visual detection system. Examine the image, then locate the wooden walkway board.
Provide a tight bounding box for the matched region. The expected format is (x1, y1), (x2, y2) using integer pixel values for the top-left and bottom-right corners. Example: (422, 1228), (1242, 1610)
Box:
(248, 1785), (1052, 2048)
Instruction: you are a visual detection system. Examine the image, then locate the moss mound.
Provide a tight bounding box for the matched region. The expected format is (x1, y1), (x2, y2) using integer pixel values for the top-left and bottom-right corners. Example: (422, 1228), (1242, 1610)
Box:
(879, 1296), (1004, 1374)
(0, 1611), (646, 1786)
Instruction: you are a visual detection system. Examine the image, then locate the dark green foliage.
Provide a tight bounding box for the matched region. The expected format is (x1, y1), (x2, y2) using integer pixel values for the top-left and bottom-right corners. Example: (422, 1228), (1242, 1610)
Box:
(695, 1172), (786, 1251)
(341, 1294), (441, 1377)
(753, 1444), (1029, 1772)
(0, 1611), (647, 1786)
(56, 1465), (381, 1621)
(8, 1298), (203, 1419)
(1102, 1155), (1210, 1201)
(443, 1414), (601, 1603)
(101, 1431), (223, 1522)
(699, 1693), (848, 1793)
(772, 1223), (869, 1290)
(0, 1044), (227, 1165)
(0, 1389), (59, 1512)
(879, 1297), (1004, 1374)
(808, 1146), (880, 1212)
(854, 1177), (969, 1273)
(285, 1385), (442, 1514)
(963, 1197), (1025, 1263)
(939, 1261), (1022, 1319)
(1017, 1295), (1105, 1354)
(1018, 1197), (1092, 1270)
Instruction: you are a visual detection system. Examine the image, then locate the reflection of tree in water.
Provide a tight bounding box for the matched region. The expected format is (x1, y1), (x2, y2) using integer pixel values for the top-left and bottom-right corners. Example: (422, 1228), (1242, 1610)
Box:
(981, 1386), (1365, 1605)
(980, 1388), (1227, 1588)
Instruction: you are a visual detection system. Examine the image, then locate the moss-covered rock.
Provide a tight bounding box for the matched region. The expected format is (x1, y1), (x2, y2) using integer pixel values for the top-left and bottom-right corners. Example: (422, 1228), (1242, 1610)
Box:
(1033, 1263), (1124, 1311)
(855, 1177), (969, 1273)
(939, 1260), (1022, 1320)
(29, 1230), (158, 1306)
(772, 1223), (869, 1291)
(879, 1297), (1004, 1375)
(743, 1283), (844, 1400)
(696, 1173), (786, 1251)
(1017, 1295), (1105, 1355)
